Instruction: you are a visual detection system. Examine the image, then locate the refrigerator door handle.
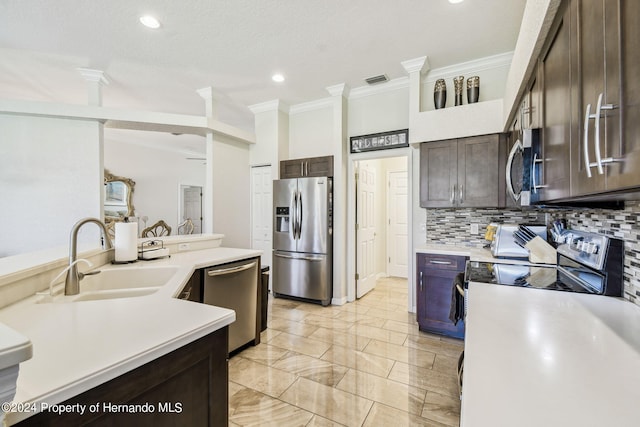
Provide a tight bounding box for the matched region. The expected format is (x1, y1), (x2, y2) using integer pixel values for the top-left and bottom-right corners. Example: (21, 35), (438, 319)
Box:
(291, 190), (298, 240)
(274, 252), (324, 262)
(297, 190), (303, 239)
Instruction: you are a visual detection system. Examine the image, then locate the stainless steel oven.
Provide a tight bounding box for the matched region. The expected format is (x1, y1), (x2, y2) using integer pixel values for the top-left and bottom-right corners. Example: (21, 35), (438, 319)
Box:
(506, 128), (543, 206)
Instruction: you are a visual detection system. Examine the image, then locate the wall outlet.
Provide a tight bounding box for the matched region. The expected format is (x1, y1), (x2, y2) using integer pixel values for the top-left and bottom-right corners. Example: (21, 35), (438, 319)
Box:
(470, 223), (479, 234)
(178, 243), (190, 252)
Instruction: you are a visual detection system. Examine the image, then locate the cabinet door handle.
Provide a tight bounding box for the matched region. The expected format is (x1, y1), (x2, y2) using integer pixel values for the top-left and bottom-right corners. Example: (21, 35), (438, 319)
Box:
(593, 92), (618, 174)
(459, 184), (464, 204)
(430, 260), (453, 265)
(450, 184), (456, 204)
(583, 103), (594, 178)
(419, 271), (423, 292)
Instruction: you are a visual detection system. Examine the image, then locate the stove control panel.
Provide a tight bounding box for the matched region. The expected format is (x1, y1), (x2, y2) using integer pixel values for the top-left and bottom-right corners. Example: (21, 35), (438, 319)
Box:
(557, 230), (608, 270)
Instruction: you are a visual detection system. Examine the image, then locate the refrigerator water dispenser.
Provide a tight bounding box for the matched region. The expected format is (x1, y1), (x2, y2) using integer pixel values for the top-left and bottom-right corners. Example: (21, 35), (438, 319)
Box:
(275, 207), (290, 233)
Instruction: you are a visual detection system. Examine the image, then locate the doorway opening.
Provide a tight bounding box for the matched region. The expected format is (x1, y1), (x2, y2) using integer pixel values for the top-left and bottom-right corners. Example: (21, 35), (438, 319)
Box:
(352, 155), (409, 303)
(179, 185), (203, 234)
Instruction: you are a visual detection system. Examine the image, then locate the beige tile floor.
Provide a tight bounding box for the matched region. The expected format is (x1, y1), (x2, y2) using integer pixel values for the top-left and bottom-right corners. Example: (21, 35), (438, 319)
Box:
(229, 277), (463, 427)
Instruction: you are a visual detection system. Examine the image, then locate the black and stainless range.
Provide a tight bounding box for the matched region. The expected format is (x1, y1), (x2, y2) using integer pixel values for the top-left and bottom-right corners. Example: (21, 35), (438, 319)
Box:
(466, 230), (624, 296)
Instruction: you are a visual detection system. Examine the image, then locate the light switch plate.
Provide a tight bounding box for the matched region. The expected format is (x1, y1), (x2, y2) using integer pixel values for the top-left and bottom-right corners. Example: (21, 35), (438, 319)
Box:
(470, 224), (479, 234)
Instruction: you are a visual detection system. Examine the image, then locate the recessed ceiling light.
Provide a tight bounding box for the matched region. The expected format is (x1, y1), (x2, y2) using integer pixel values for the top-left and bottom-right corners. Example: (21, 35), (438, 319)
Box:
(139, 15), (161, 29)
(272, 74), (285, 83)
(448, 0), (464, 3)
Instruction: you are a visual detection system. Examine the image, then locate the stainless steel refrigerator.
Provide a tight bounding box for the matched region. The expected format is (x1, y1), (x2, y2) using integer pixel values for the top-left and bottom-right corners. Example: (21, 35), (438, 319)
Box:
(272, 176), (333, 306)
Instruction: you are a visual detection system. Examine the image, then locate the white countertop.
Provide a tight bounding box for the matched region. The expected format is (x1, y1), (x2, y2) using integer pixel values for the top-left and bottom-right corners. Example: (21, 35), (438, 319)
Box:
(0, 246), (261, 425)
(462, 282), (640, 427)
(416, 244), (494, 261)
(415, 244), (545, 265)
(0, 323), (32, 371)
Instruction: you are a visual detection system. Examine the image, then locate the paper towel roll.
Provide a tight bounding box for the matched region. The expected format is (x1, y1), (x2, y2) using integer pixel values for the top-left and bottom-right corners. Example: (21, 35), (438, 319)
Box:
(115, 222), (138, 262)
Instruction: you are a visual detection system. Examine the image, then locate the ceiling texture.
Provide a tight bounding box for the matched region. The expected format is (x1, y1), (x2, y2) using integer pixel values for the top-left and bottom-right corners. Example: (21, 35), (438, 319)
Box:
(0, 0), (527, 155)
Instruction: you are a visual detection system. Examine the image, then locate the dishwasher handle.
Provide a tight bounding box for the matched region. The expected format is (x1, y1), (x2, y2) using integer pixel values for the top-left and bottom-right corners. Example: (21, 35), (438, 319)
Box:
(207, 261), (257, 277)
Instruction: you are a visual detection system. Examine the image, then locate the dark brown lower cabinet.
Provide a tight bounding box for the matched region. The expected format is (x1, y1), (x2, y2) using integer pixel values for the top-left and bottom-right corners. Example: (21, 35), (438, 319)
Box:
(416, 253), (467, 339)
(16, 327), (229, 427)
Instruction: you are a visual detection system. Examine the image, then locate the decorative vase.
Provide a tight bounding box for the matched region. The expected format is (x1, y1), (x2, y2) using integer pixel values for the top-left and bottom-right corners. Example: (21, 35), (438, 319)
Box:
(453, 76), (464, 106)
(434, 79), (447, 109)
(467, 76), (480, 103)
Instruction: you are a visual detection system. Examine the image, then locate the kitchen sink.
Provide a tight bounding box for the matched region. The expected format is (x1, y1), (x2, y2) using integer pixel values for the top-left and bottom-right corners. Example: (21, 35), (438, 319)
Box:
(38, 265), (180, 303)
(71, 287), (162, 302)
(79, 265), (179, 292)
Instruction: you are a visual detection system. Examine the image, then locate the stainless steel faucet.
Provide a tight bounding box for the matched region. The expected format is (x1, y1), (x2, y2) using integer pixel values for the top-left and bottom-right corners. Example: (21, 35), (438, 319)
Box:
(65, 218), (113, 295)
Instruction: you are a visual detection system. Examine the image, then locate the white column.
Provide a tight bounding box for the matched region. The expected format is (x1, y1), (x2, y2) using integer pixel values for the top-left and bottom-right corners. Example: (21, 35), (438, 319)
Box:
(76, 68), (109, 106)
(326, 83), (350, 305)
(401, 56), (430, 142)
(248, 99), (289, 177)
(197, 87), (217, 233)
(196, 86), (220, 120)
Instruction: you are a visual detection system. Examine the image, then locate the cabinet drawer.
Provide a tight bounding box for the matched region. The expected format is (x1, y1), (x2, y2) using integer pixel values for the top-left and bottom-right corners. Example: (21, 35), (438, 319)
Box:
(418, 253), (466, 271)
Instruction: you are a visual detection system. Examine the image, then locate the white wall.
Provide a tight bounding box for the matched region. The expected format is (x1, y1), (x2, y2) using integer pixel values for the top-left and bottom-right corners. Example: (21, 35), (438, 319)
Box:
(0, 114), (103, 257)
(348, 89), (409, 137)
(211, 135), (251, 248)
(289, 105), (334, 158)
(103, 137), (206, 234)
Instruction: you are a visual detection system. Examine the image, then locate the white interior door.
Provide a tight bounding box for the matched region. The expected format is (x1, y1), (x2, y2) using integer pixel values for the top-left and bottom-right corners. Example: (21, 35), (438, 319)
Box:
(356, 161), (377, 298)
(387, 170), (408, 278)
(251, 165), (272, 269)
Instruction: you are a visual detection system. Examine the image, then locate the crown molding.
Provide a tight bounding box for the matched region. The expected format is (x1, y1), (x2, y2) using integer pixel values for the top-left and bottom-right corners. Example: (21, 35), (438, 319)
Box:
(326, 83), (350, 98)
(77, 68), (109, 85)
(401, 56), (430, 75)
(248, 99), (289, 114)
(288, 97), (333, 115)
(247, 52), (514, 116)
(348, 76), (409, 100)
(424, 51), (514, 83)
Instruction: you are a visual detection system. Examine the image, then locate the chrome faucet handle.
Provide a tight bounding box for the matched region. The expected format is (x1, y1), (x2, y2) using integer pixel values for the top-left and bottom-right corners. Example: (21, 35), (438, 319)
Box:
(78, 270), (101, 280)
(45, 258), (93, 297)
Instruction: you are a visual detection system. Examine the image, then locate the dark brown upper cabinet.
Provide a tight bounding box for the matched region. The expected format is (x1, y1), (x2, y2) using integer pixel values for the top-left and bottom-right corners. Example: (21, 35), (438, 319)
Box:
(586, 0), (640, 194)
(538, 0), (572, 201)
(280, 156), (334, 179)
(420, 134), (506, 208)
(533, 0), (640, 202)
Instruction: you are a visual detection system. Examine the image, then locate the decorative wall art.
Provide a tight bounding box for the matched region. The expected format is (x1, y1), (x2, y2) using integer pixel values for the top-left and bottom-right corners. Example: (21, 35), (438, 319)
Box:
(350, 129), (409, 153)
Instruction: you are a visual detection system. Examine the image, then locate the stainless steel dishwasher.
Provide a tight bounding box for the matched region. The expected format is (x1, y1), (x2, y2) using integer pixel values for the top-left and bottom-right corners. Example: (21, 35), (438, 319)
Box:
(203, 257), (260, 353)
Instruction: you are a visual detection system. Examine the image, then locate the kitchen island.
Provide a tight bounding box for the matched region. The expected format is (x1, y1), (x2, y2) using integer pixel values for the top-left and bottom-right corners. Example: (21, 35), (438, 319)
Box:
(462, 282), (640, 426)
(0, 247), (261, 426)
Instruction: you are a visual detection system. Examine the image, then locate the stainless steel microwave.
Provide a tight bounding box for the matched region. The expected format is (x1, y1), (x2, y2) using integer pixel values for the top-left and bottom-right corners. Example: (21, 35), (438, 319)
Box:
(506, 128), (543, 206)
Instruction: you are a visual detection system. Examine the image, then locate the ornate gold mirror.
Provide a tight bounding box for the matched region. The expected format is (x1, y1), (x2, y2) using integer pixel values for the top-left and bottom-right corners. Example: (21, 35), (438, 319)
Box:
(104, 169), (135, 222)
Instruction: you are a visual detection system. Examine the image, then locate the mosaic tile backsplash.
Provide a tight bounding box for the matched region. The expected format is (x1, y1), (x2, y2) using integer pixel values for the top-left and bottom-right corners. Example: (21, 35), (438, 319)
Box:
(425, 208), (547, 247)
(425, 202), (640, 307)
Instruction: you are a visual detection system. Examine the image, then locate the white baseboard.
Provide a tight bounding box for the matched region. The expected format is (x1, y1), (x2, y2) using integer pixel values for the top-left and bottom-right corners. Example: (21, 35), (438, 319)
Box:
(331, 295), (348, 306)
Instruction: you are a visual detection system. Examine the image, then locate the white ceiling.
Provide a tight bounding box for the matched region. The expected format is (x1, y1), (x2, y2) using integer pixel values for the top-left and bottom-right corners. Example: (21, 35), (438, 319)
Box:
(0, 0), (527, 155)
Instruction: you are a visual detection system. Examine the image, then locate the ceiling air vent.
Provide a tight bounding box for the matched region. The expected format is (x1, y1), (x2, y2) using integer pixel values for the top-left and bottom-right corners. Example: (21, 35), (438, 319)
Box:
(365, 74), (389, 85)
